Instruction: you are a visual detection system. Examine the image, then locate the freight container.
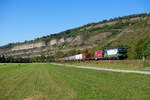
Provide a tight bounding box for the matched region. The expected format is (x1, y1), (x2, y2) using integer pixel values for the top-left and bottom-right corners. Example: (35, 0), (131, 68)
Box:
(59, 58), (64, 61)
(70, 56), (76, 60)
(64, 57), (68, 61)
(58, 58), (61, 61)
(57, 58), (60, 61)
(56, 58), (58, 61)
(82, 53), (91, 60)
(94, 50), (104, 59)
(62, 57), (65, 61)
(75, 54), (83, 60)
(67, 57), (70, 61)
(55, 58), (58, 61)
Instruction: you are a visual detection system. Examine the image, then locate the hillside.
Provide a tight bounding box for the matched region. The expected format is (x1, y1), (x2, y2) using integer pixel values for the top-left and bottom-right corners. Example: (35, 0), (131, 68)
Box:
(0, 13), (150, 59)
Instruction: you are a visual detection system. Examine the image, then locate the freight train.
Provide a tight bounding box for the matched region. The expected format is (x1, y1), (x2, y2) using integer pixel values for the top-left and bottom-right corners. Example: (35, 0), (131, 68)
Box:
(54, 47), (127, 61)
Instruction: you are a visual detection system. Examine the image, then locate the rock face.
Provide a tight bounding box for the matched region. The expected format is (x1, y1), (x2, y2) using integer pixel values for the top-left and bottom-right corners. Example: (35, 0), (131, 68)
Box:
(0, 34), (85, 57)
(49, 38), (66, 46)
(49, 39), (58, 45)
(58, 38), (65, 44)
(11, 41), (46, 51)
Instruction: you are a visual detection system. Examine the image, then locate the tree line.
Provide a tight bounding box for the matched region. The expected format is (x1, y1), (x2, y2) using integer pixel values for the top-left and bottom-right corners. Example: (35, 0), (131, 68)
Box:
(0, 55), (54, 63)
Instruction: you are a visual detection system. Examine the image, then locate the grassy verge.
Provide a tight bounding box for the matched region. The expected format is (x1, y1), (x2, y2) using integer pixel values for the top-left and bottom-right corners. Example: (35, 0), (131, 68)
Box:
(0, 63), (150, 100)
(58, 60), (150, 71)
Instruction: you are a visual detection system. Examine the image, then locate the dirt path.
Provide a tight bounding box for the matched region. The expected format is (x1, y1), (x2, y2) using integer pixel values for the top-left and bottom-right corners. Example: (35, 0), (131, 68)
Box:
(51, 63), (150, 75)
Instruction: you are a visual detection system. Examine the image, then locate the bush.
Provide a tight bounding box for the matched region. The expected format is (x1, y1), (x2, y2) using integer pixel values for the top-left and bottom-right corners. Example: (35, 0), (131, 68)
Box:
(135, 37), (150, 59)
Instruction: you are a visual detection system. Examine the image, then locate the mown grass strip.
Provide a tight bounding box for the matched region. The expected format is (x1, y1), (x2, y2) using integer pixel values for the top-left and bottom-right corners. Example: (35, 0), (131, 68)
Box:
(0, 64), (150, 100)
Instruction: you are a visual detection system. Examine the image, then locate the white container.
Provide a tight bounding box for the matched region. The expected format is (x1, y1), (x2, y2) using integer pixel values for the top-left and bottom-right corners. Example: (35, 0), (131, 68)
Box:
(75, 54), (83, 60)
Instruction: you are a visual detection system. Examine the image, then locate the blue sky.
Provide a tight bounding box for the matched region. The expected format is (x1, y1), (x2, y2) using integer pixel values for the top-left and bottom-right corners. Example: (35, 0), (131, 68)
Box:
(0, 0), (150, 46)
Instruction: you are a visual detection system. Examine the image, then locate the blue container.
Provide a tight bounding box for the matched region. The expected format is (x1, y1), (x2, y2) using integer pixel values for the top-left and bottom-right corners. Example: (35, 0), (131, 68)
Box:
(70, 56), (76, 60)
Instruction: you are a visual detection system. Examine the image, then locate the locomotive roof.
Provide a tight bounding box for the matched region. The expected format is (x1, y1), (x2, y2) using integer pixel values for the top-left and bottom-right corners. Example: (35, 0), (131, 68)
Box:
(105, 47), (126, 50)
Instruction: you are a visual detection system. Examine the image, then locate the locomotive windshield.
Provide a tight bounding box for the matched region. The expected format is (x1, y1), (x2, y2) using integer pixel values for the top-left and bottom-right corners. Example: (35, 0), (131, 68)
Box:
(118, 48), (127, 53)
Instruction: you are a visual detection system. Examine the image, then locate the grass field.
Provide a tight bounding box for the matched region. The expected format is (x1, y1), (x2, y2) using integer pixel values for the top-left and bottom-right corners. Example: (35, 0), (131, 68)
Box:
(59, 60), (150, 71)
(0, 63), (150, 100)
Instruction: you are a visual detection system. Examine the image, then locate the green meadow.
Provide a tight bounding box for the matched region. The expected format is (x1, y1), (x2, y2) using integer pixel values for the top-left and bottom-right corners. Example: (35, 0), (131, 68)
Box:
(0, 63), (150, 100)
